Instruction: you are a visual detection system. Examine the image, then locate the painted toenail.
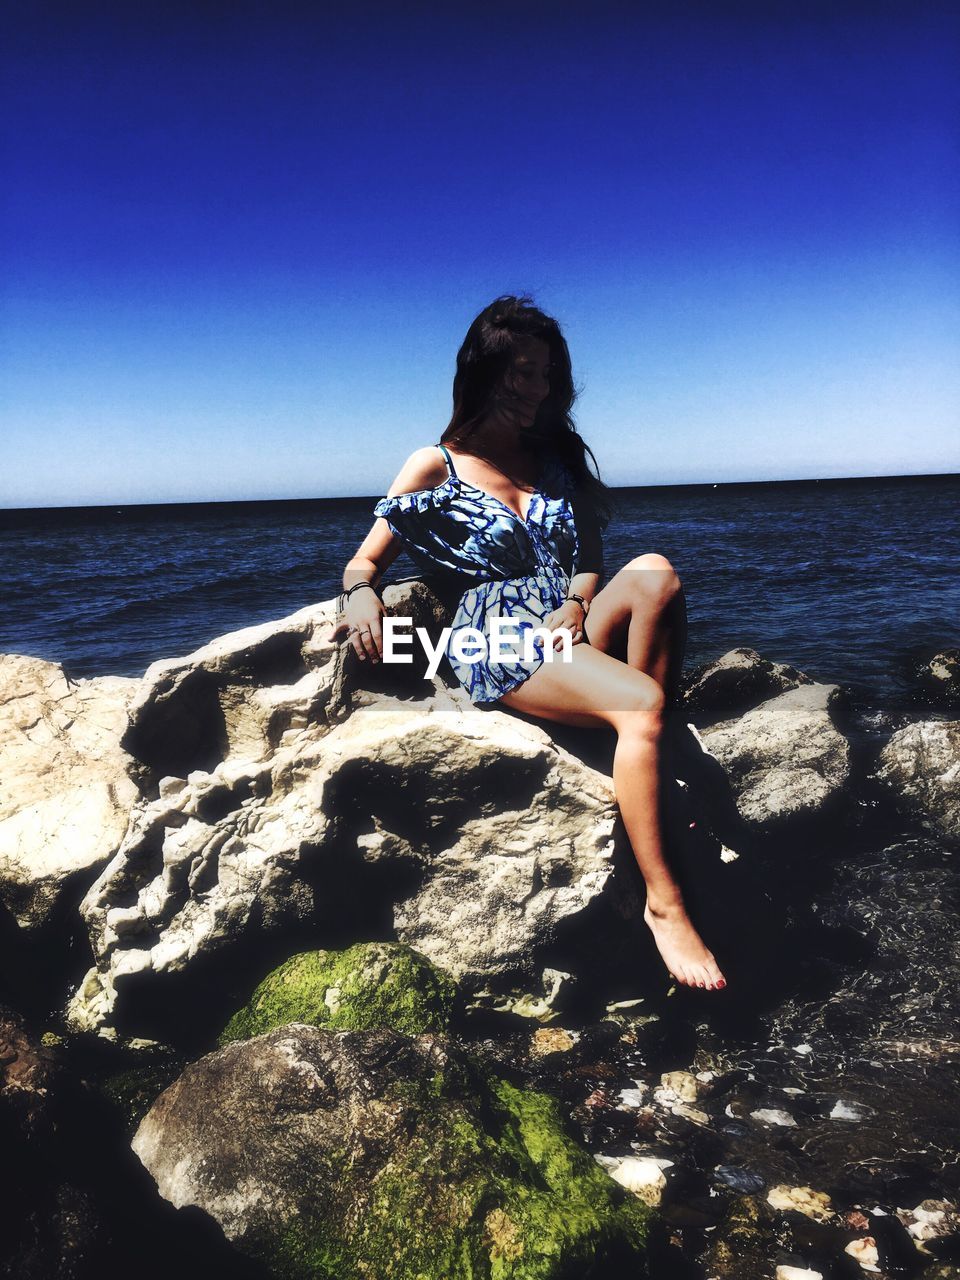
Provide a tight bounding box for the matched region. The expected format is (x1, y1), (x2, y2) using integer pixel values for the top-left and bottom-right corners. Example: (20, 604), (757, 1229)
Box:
(717, 979), (726, 989)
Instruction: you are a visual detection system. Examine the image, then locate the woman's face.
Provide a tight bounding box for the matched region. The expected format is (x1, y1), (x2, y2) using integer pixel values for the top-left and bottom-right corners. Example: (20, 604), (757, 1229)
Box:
(497, 337), (552, 432)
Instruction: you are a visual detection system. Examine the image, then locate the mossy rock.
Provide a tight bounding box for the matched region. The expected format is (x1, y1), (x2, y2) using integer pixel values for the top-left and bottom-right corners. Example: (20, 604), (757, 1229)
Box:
(279, 1073), (651, 1280)
(134, 1025), (651, 1279)
(218, 942), (457, 1044)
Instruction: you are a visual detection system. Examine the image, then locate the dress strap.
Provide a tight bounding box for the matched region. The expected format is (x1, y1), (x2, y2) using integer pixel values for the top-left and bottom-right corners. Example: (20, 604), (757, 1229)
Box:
(436, 443), (458, 478)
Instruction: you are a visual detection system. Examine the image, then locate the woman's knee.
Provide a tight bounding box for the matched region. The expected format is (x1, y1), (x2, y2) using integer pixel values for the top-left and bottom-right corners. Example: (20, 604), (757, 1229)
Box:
(609, 673), (666, 737)
(625, 553), (682, 611)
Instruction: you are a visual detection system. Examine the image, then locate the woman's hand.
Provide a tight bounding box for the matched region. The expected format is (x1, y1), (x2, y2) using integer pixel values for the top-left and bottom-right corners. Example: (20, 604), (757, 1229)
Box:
(330, 590), (387, 663)
(541, 599), (587, 649)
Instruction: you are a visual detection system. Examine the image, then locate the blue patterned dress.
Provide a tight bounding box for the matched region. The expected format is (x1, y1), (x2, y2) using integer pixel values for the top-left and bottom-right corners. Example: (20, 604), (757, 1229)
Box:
(374, 444), (602, 704)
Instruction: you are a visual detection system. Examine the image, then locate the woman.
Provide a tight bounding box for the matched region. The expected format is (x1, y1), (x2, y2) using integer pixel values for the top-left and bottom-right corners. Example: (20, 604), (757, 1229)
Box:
(333, 296), (725, 991)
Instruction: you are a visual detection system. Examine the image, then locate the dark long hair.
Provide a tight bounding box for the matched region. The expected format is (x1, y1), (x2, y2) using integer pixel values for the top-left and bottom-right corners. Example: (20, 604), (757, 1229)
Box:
(440, 295), (611, 524)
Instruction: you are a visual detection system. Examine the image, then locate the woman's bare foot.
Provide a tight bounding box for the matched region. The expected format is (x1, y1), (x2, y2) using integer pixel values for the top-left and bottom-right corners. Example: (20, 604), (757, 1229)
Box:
(644, 901), (726, 990)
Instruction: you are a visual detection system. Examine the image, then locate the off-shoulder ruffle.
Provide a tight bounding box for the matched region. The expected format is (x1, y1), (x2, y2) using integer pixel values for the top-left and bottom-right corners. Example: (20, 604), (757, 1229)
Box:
(373, 478), (458, 521)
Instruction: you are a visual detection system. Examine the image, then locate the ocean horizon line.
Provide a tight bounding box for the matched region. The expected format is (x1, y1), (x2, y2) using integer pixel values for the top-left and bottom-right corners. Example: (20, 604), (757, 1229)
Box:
(2, 468), (958, 523)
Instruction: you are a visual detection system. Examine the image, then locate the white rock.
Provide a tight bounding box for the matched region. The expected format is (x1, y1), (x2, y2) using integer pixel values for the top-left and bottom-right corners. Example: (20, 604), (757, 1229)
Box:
(874, 719), (960, 841)
(617, 1087), (647, 1108)
(829, 1099), (867, 1121)
(66, 600), (623, 1036)
(776, 1267), (823, 1280)
(844, 1236), (880, 1271)
(0, 655), (139, 929)
(751, 1108), (797, 1127)
(701, 684), (851, 829)
(603, 1156), (667, 1206)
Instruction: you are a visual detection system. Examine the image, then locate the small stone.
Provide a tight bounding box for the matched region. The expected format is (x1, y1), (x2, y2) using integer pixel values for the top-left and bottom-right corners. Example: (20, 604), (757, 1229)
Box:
(767, 1185), (833, 1221)
(714, 1165), (765, 1194)
(845, 1236), (880, 1271)
(751, 1108), (797, 1127)
(530, 1027), (576, 1057)
(896, 1198), (959, 1241)
(776, 1267), (824, 1280)
(659, 1070), (700, 1101)
(605, 1156), (668, 1207)
(845, 1210), (872, 1231)
(617, 1085), (647, 1108)
(829, 1099), (869, 1121)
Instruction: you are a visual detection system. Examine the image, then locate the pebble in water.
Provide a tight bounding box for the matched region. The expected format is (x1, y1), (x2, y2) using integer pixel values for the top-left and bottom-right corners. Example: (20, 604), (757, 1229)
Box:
(594, 1155), (668, 1207)
(767, 1185), (834, 1222)
(659, 1070), (700, 1102)
(896, 1197), (960, 1242)
(844, 1235), (881, 1271)
(751, 1107), (797, 1127)
(713, 1164), (766, 1194)
(828, 1098), (870, 1121)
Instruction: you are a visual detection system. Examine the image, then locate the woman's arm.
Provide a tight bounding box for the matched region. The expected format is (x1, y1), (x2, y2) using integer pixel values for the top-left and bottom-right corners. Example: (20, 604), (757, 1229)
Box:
(333, 447), (449, 662)
(541, 487), (604, 647)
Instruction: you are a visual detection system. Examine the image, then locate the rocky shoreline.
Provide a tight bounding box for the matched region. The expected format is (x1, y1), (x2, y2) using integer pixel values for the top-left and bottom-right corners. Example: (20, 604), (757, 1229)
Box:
(1, 581), (958, 1278)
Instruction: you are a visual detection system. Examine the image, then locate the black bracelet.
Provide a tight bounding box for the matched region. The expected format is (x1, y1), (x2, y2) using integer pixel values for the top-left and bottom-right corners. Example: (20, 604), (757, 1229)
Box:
(338, 581), (381, 613)
(565, 593), (589, 616)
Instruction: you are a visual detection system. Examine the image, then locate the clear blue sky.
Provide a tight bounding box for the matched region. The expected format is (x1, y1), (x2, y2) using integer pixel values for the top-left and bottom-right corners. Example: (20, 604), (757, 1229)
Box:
(2, 2), (958, 508)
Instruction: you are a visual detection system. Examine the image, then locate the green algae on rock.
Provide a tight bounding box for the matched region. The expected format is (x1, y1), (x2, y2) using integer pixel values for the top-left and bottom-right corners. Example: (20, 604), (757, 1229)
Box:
(218, 942), (457, 1044)
(133, 1026), (651, 1280)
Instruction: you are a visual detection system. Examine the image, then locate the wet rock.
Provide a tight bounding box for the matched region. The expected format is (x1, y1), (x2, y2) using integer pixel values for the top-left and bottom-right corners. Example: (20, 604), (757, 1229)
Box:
(845, 1234), (880, 1271)
(133, 1025), (652, 1278)
(713, 1164), (765, 1194)
(659, 1069), (700, 1102)
(218, 942), (455, 1043)
(0, 654), (139, 931)
(682, 647), (812, 721)
(897, 1199), (960, 1244)
(700, 683), (851, 831)
(752, 1107), (797, 1127)
(767, 1185), (834, 1222)
(472, 966), (578, 1023)
(775, 1268), (824, 1280)
(916, 650), (960, 709)
(595, 1155), (668, 1206)
(703, 1193), (776, 1278)
(530, 1026), (577, 1057)
(874, 719), (960, 842)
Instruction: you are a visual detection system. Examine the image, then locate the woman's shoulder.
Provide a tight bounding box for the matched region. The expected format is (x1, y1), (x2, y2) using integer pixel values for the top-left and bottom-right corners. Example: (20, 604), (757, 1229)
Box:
(385, 444), (449, 499)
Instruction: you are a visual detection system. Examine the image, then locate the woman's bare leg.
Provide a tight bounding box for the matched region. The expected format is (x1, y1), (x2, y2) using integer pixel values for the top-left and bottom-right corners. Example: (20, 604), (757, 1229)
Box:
(498, 641), (725, 990)
(585, 553), (686, 697)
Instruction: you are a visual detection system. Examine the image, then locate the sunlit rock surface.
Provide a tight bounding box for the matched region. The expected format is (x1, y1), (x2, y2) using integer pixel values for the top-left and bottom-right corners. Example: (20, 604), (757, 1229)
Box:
(0, 654), (139, 930)
(700, 683), (851, 830)
(874, 718), (960, 843)
(682, 646), (812, 722)
(66, 594), (622, 1039)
